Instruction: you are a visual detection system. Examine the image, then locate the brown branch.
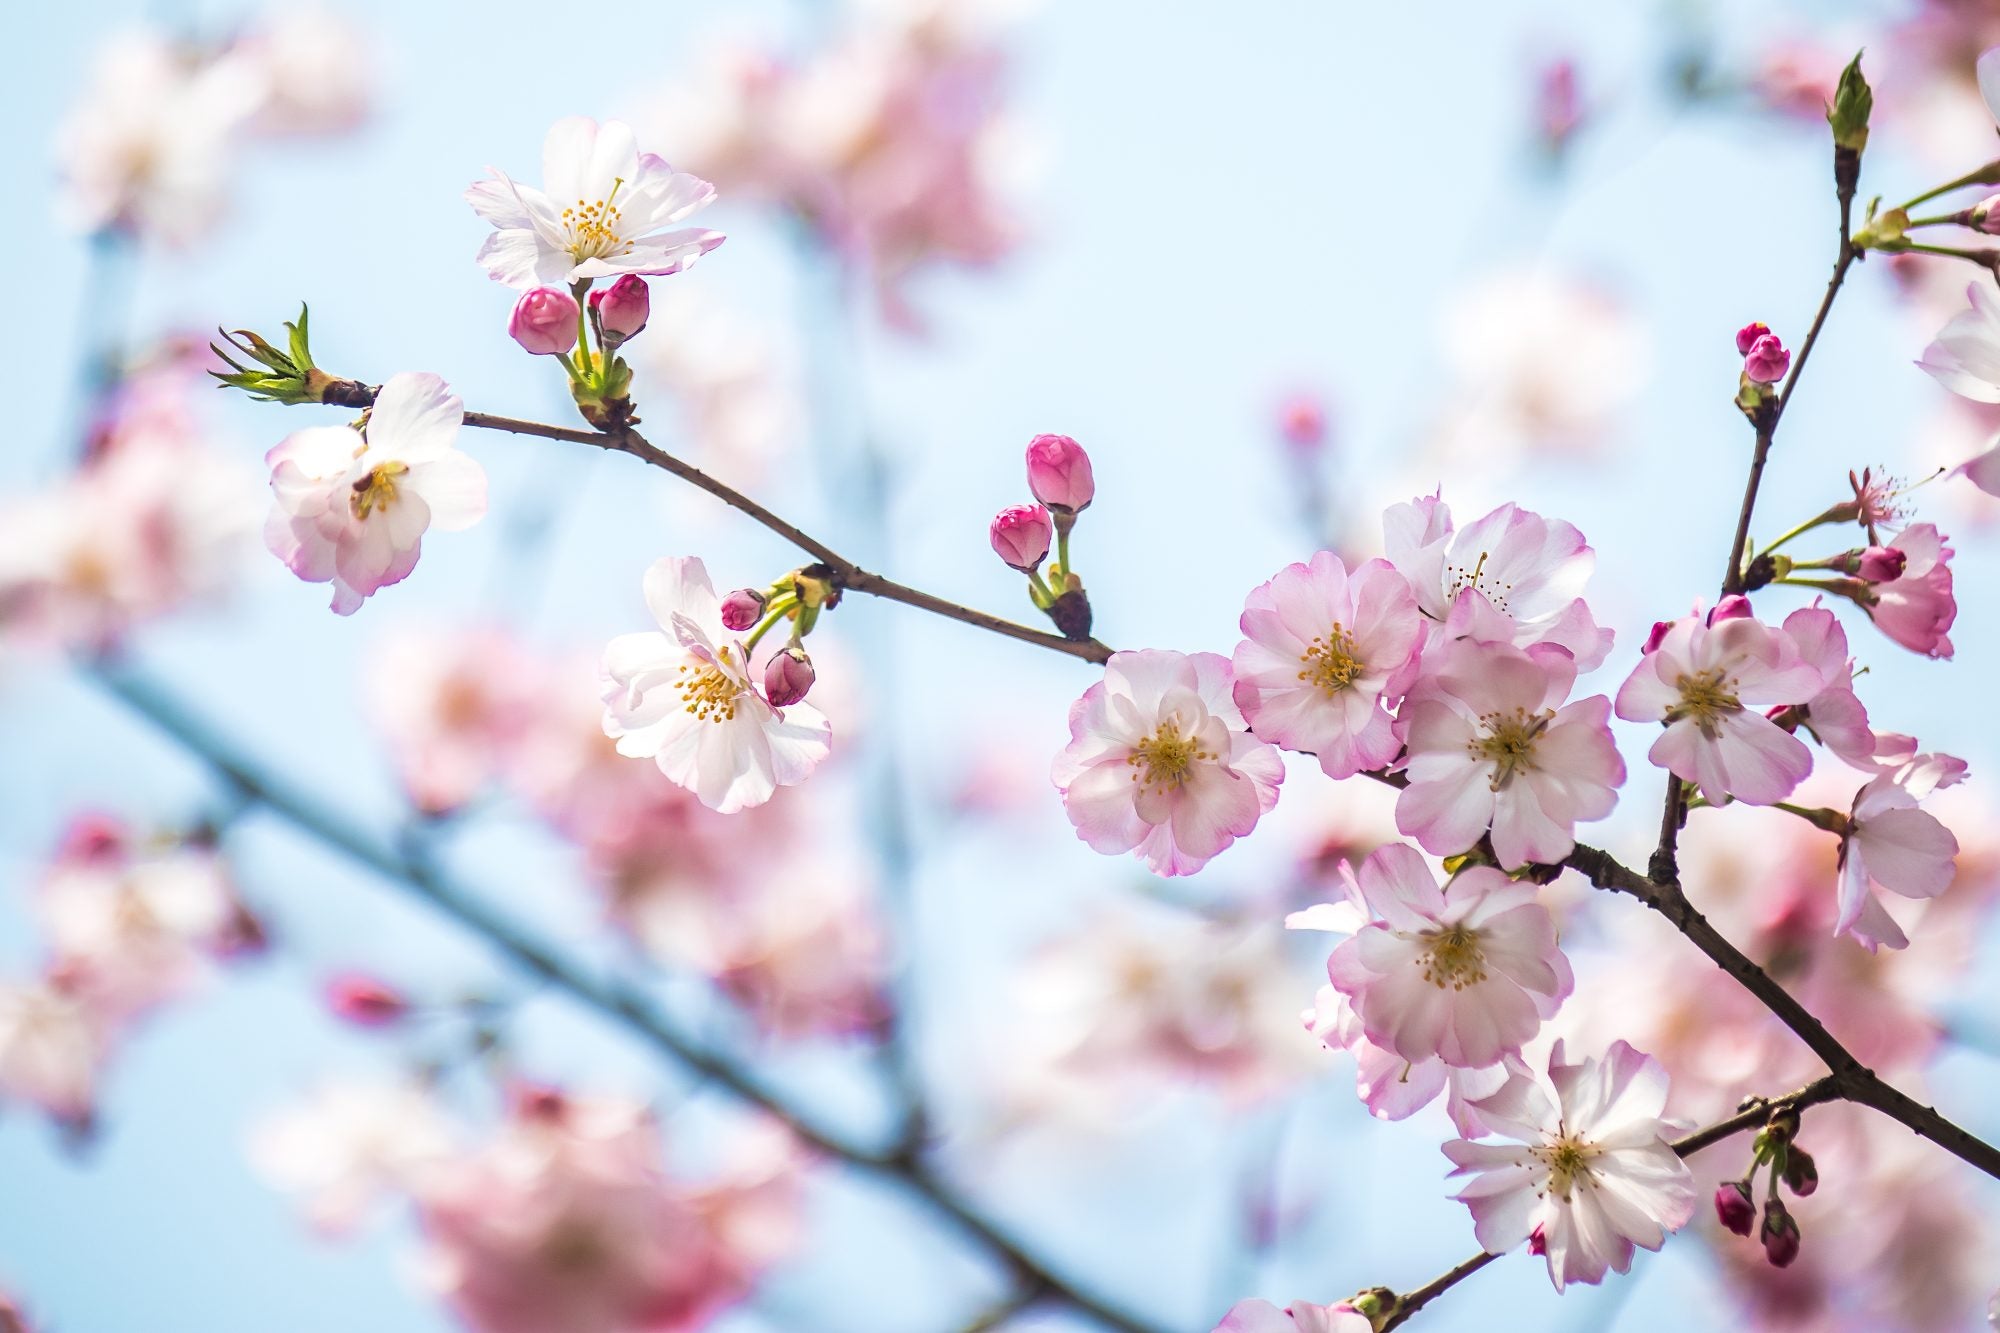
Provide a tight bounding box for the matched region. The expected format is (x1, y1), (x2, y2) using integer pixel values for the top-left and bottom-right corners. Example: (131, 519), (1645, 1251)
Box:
(91, 663), (1162, 1333)
(421, 405), (1112, 665)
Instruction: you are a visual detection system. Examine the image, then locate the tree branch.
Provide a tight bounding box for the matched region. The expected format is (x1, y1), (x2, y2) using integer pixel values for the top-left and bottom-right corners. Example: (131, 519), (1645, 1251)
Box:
(90, 662), (1162, 1333)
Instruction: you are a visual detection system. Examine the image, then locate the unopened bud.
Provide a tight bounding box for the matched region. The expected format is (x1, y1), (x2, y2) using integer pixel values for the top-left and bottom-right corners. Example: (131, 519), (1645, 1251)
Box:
(1782, 1147), (1819, 1197)
(1025, 433), (1096, 513)
(1715, 1180), (1756, 1236)
(990, 503), (1053, 572)
(325, 972), (410, 1027)
(1827, 51), (1871, 154)
(1853, 546), (1906, 583)
(763, 646), (815, 707)
(1743, 332), (1791, 384)
(589, 275), (651, 346)
(1278, 392), (1329, 452)
(1735, 322), (1772, 356)
(1969, 194), (2000, 236)
(1340, 1288), (1398, 1322)
(1760, 1198), (1801, 1267)
(1643, 619), (1674, 653)
(719, 588), (767, 632)
(1708, 594), (1754, 624)
(509, 286), (581, 357)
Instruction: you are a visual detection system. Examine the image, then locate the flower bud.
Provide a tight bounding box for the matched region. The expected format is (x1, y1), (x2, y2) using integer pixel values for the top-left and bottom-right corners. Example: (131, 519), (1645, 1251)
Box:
(1643, 619), (1674, 653)
(1782, 1147), (1819, 1197)
(1708, 594), (1754, 624)
(1715, 1180), (1756, 1236)
(719, 588), (768, 632)
(763, 646), (815, 707)
(589, 275), (651, 346)
(1735, 322), (1772, 356)
(1025, 433), (1095, 513)
(1760, 1198), (1801, 1268)
(1826, 51), (1871, 154)
(325, 972), (409, 1027)
(1854, 546), (1906, 583)
(509, 287), (581, 357)
(990, 503), (1053, 571)
(1278, 392), (1329, 452)
(1743, 332), (1791, 384)
(1968, 194), (2000, 236)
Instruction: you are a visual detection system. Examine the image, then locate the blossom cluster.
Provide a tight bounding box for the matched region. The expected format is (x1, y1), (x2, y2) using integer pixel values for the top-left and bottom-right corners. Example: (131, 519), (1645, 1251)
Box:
(0, 816), (260, 1136)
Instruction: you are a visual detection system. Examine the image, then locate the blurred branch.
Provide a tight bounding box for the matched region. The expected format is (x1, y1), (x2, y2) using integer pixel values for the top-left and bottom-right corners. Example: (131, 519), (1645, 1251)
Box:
(89, 661), (1164, 1333)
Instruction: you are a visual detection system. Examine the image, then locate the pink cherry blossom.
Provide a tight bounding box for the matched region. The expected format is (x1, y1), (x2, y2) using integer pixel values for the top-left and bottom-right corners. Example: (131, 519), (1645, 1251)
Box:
(989, 503), (1052, 571)
(1025, 433), (1095, 512)
(1382, 493), (1612, 669)
(1051, 650), (1283, 877)
(1396, 636), (1623, 869)
(1864, 523), (1956, 658)
(0, 975), (109, 1130)
(250, 1079), (456, 1232)
(1445, 1040), (1697, 1292)
(1743, 332), (1792, 384)
(1324, 844), (1572, 1069)
(1230, 553), (1423, 779)
(366, 628), (545, 814)
(1781, 604), (1913, 773)
(1299, 983), (1505, 1135)
(264, 372), (487, 615)
(415, 1092), (801, 1333)
(1918, 281), (2000, 404)
(1837, 753), (1965, 951)
(467, 117), (724, 288)
(591, 275), (651, 345)
(1614, 609), (1823, 805)
(508, 286), (580, 356)
(599, 556), (832, 813)
(1212, 1298), (1369, 1333)
(228, 7), (375, 138)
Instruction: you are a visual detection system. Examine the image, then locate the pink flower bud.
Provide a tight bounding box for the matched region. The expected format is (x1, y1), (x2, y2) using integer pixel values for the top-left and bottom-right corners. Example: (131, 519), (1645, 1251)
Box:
(1744, 332), (1791, 384)
(989, 503), (1053, 571)
(1854, 546), (1906, 583)
(589, 274), (651, 346)
(1735, 321), (1773, 356)
(325, 972), (409, 1027)
(763, 645), (815, 707)
(1782, 1148), (1818, 1197)
(719, 588), (768, 632)
(1708, 594), (1754, 624)
(1025, 433), (1095, 513)
(1969, 195), (2000, 235)
(1277, 392), (1329, 452)
(1760, 1199), (1801, 1267)
(1643, 619), (1674, 653)
(56, 812), (128, 863)
(508, 286), (580, 357)
(1715, 1180), (1756, 1236)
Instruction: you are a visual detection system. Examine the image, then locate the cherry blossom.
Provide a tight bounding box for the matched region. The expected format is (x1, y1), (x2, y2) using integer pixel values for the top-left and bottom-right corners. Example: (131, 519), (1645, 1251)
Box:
(599, 556), (832, 813)
(1212, 1298), (1369, 1333)
(1300, 984), (1505, 1135)
(55, 31), (261, 243)
(467, 117), (724, 289)
(1781, 604), (1914, 772)
(1382, 494), (1612, 669)
(1614, 608), (1823, 805)
(1051, 650), (1283, 877)
(1918, 280), (2000, 404)
(231, 7), (374, 137)
(0, 976), (108, 1129)
(263, 372), (487, 615)
(1837, 753), (1965, 951)
(415, 1091), (800, 1333)
(251, 1080), (456, 1233)
(1230, 553), (1422, 779)
(1324, 844), (1572, 1069)
(1444, 1040), (1697, 1292)
(1396, 636), (1623, 869)
(1862, 522), (1956, 658)
(366, 628), (544, 814)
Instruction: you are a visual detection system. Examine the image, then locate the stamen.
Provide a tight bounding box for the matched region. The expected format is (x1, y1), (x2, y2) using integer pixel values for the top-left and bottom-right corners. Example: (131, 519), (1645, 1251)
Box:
(1416, 924), (1487, 990)
(1125, 720), (1215, 792)
(674, 661), (742, 724)
(348, 461), (408, 521)
(1470, 707), (1552, 790)
(1297, 623), (1366, 695)
(1665, 668), (1743, 737)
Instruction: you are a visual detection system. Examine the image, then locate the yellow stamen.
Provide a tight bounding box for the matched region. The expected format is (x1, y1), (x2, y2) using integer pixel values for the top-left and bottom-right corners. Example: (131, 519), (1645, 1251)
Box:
(1471, 707), (1552, 790)
(1126, 720), (1215, 792)
(1665, 667), (1743, 737)
(1417, 924), (1488, 990)
(1297, 623), (1365, 695)
(348, 461), (408, 521)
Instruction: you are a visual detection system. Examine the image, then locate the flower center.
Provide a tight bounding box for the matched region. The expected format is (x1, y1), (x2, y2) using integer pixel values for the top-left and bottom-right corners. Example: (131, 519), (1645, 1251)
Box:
(1444, 550), (1514, 614)
(562, 178), (631, 260)
(1126, 720), (1214, 792)
(1533, 1135), (1597, 1201)
(1417, 924), (1487, 990)
(1471, 707), (1551, 790)
(1665, 667), (1743, 736)
(1297, 623), (1365, 695)
(675, 656), (743, 724)
(348, 462), (407, 521)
